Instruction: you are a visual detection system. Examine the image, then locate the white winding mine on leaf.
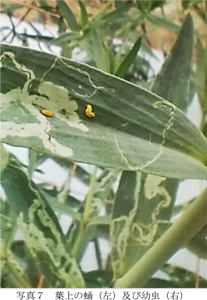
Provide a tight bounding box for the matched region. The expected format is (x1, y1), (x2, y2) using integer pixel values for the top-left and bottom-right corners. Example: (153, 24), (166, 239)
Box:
(0, 51), (90, 158)
(111, 173), (171, 277)
(114, 100), (176, 172)
(110, 172), (142, 276)
(0, 52), (35, 97)
(1, 244), (26, 283)
(36, 81), (88, 132)
(59, 57), (115, 98)
(131, 175), (171, 244)
(39, 55), (114, 99)
(1, 88), (74, 158)
(18, 200), (84, 288)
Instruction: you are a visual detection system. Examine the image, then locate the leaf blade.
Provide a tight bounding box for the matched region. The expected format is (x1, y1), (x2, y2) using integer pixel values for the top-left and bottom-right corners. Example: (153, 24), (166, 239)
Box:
(115, 37), (142, 78)
(151, 14), (193, 111)
(90, 26), (110, 72)
(78, 0), (89, 31)
(1, 44), (207, 179)
(57, 0), (80, 32)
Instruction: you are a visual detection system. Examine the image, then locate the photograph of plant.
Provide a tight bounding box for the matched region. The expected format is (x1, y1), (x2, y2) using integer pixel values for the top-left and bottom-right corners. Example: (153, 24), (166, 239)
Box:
(0, 0), (207, 288)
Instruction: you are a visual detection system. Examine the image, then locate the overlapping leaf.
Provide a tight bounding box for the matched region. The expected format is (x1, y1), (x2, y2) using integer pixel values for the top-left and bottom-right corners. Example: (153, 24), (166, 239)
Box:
(1, 42), (207, 179)
(110, 14), (202, 279)
(1, 157), (85, 287)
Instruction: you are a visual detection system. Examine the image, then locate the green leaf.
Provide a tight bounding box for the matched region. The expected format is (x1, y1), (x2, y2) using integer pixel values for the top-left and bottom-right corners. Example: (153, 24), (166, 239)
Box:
(1, 44), (207, 179)
(38, 1), (56, 13)
(144, 278), (178, 288)
(78, 0), (89, 31)
(28, 149), (47, 179)
(1, 158), (38, 219)
(1, 251), (31, 288)
(151, 14), (193, 111)
(181, 0), (198, 9)
(93, 169), (118, 206)
(0, 144), (9, 172)
(115, 37), (142, 78)
(203, 122), (207, 138)
(181, 0), (191, 9)
(110, 171), (176, 278)
(144, 270), (207, 288)
(0, 200), (16, 252)
(58, 15), (67, 34)
(98, 2), (134, 27)
(49, 31), (82, 46)
(110, 14), (198, 279)
(147, 14), (180, 33)
(1, 158), (85, 287)
(57, 0), (80, 32)
(83, 270), (113, 288)
(114, 187), (207, 287)
(66, 170), (114, 261)
(136, 0), (166, 13)
(161, 264), (207, 288)
(37, 186), (81, 220)
(148, 11), (198, 253)
(172, 198), (194, 217)
(114, 0), (128, 9)
(195, 40), (207, 113)
(91, 26), (110, 72)
(186, 225), (207, 259)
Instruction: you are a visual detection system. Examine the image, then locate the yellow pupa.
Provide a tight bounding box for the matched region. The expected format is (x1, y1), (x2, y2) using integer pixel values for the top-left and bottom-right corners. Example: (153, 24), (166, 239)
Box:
(85, 104), (95, 118)
(41, 109), (53, 117)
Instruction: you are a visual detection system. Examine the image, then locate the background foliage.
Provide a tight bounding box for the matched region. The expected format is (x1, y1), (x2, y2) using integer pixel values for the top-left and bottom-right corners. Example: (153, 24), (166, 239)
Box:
(0, 0), (207, 288)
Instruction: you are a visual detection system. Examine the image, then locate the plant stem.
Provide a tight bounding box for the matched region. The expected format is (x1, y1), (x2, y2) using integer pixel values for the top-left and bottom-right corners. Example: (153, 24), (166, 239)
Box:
(82, 166), (98, 226)
(94, 238), (103, 270)
(114, 187), (207, 288)
(71, 166), (97, 258)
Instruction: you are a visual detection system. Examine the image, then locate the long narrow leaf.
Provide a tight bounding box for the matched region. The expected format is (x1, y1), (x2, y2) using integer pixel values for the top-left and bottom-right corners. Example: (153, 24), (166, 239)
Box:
(78, 0), (89, 31)
(115, 37), (142, 78)
(151, 14), (193, 111)
(195, 40), (207, 113)
(91, 26), (110, 72)
(1, 157), (85, 287)
(57, 0), (80, 32)
(110, 14), (198, 279)
(147, 14), (180, 33)
(1, 44), (207, 179)
(49, 31), (82, 46)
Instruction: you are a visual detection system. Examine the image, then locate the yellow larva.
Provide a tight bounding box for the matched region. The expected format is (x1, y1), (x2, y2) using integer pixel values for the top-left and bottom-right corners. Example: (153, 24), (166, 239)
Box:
(41, 109), (53, 117)
(85, 104), (95, 118)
